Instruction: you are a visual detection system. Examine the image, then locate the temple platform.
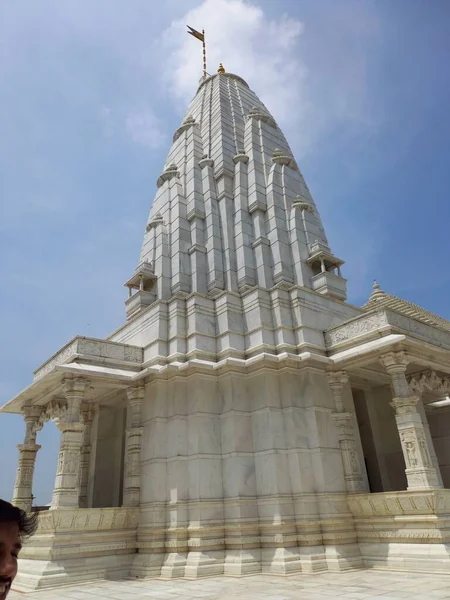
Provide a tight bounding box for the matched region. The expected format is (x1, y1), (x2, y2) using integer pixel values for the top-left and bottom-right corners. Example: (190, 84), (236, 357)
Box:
(10, 570), (450, 600)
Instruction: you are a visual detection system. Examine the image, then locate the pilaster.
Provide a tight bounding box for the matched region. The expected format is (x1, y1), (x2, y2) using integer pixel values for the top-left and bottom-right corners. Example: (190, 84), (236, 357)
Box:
(123, 386), (145, 507)
(79, 403), (95, 508)
(327, 371), (365, 493)
(266, 159), (294, 286)
(200, 157), (225, 295)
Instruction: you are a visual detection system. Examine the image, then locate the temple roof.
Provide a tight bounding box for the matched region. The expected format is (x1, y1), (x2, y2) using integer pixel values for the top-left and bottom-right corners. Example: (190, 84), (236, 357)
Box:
(126, 63), (347, 318)
(363, 281), (450, 333)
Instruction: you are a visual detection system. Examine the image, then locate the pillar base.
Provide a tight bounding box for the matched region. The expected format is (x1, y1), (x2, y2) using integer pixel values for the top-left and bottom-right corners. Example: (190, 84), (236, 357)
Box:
(184, 550), (225, 577)
(349, 489), (450, 574)
(405, 467), (441, 490)
(260, 546), (302, 574)
(223, 548), (262, 575)
(13, 507), (139, 592)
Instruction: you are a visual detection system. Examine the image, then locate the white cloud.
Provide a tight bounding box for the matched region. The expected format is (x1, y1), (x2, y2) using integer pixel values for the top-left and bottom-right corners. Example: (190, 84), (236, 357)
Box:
(161, 0), (381, 157)
(162, 1), (307, 124)
(125, 109), (167, 149)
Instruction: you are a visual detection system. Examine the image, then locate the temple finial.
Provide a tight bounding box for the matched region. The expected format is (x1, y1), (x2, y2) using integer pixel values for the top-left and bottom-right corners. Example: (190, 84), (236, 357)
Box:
(218, 63), (225, 74)
(369, 279), (385, 301)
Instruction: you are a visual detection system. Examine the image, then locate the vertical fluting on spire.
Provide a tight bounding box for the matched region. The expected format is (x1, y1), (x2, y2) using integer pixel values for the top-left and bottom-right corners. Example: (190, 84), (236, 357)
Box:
(129, 71), (346, 315)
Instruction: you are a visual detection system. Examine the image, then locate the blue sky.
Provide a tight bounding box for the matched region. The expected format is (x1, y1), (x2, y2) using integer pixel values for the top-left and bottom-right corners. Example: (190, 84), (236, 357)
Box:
(1, 0), (449, 504)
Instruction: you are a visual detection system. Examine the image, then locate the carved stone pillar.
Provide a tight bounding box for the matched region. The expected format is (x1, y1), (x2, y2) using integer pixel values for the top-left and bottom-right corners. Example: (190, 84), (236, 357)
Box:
(12, 405), (43, 512)
(123, 386), (144, 507)
(327, 371), (365, 493)
(78, 403), (95, 508)
(380, 352), (441, 490)
(51, 377), (87, 508)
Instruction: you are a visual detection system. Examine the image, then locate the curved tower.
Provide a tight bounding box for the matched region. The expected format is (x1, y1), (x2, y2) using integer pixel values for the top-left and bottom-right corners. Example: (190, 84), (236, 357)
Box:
(113, 66), (362, 577)
(124, 68), (348, 323)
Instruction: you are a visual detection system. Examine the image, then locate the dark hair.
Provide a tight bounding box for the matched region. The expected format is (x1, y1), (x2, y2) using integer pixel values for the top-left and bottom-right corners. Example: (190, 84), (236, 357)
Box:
(0, 499), (38, 540)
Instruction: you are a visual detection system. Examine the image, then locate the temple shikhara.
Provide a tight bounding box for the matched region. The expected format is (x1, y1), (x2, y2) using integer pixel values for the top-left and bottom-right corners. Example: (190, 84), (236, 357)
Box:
(3, 65), (450, 591)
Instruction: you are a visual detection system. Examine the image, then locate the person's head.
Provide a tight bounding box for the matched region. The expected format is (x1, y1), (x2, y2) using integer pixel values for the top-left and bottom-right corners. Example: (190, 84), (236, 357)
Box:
(0, 500), (38, 599)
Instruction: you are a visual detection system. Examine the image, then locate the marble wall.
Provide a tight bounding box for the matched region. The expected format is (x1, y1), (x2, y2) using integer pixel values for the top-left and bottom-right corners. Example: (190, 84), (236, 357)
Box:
(133, 366), (362, 577)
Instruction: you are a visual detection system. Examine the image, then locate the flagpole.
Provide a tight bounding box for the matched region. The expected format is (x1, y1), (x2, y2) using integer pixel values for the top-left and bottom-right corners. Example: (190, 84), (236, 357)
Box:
(187, 26), (207, 79)
(202, 30), (206, 79)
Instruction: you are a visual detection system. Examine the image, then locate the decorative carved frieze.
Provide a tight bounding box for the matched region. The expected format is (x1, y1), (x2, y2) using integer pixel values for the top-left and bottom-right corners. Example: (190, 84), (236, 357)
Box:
(348, 490), (450, 545)
(325, 312), (389, 346)
(408, 369), (450, 395)
(35, 507), (139, 533)
(34, 337), (142, 381)
(326, 308), (450, 350)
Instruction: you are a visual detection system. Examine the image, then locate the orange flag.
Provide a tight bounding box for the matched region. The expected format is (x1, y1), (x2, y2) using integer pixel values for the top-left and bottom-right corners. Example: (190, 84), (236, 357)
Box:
(187, 26), (205, 42)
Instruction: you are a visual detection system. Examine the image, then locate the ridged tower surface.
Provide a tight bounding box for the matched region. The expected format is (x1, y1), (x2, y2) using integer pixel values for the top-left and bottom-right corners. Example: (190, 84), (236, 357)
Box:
(140, 71), (329, 297)
(114, 69), (355, 358)
(110, 69), (363, 579)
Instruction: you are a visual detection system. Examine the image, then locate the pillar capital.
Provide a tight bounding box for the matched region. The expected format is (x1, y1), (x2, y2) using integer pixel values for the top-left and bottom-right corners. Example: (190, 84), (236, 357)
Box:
(21, 404), (44, 445)
(326, 370), (348, 412)
(380, 351), (415, 400)
(63, 376), (88, 398)
(331, 411), (353, 438)
(22, 403), (43, 421)
(17, 443), (41, 453)
(390, 396), (419, 415)
(326, 370), (349, 390)
(126, 385), (145, 404)
(379, 350), (409, 374)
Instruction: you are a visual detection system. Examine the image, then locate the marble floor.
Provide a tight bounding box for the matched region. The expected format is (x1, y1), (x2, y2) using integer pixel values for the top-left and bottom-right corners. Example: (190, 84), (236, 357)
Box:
(9, 570), (450, 600)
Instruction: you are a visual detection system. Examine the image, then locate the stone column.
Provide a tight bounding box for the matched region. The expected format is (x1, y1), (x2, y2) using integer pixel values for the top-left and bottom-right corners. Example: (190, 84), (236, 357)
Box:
(416, 398), (443, 487)
(78, 403), (95, 508)
(51, 377), (87, 508)
(12, 405), (43, 512)
(380, 351), (441, 490)
(123, 386), (144, 507)
(327, 371), (365, 493)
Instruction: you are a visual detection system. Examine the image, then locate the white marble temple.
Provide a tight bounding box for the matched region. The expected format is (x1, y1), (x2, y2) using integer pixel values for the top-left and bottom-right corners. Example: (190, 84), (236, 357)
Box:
(3, 66), (450, 590)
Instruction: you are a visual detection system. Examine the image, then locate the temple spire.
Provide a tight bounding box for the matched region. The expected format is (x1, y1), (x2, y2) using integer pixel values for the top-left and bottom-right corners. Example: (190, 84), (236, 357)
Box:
(124, 68), (347, 319)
